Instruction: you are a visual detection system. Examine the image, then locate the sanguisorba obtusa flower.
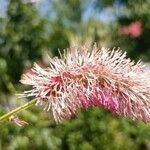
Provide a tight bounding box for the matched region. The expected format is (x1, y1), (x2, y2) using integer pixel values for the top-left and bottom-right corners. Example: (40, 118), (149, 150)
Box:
(20, 46), (150, 123)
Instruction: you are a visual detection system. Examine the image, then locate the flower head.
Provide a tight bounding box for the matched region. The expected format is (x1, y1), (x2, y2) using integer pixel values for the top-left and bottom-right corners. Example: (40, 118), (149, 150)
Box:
(21, 46), (150, 123)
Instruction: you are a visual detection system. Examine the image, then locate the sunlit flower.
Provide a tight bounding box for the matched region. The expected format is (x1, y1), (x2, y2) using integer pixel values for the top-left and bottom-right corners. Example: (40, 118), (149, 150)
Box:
(20, 46), (150, 123)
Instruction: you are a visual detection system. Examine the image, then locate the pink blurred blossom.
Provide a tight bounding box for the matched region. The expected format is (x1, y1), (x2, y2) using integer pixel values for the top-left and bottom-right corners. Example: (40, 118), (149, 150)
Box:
(120, 21), (142, 38)
(20, 46), (150, 123)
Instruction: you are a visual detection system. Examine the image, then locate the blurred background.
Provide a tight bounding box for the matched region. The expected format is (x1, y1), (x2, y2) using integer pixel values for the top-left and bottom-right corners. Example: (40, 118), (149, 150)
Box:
(0, 0), (150, 149)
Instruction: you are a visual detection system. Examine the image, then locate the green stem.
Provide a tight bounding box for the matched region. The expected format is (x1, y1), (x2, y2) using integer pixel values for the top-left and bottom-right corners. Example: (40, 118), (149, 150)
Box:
(0, 99), (37, 122)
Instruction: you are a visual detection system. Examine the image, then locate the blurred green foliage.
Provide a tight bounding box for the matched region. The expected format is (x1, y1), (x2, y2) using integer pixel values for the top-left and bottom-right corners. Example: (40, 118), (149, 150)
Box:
(0, 0), (150, 149)
(0, 0), (49, 94)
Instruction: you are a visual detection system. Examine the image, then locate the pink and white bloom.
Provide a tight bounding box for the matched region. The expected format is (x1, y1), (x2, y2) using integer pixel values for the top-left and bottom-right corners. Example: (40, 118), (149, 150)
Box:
(20, 46), (150, 123)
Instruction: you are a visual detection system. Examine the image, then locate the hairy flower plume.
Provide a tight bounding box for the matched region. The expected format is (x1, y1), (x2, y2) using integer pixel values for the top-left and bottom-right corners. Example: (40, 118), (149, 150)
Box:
(20, 46), (150, 123)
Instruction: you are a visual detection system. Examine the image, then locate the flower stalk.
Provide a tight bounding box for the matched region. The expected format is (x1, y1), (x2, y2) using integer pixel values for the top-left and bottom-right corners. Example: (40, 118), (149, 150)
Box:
(0, 99), (37, 122)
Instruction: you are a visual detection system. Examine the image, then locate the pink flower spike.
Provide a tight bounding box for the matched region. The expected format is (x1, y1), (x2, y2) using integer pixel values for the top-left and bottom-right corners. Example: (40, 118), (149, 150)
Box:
(20, 46), (150, 123)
